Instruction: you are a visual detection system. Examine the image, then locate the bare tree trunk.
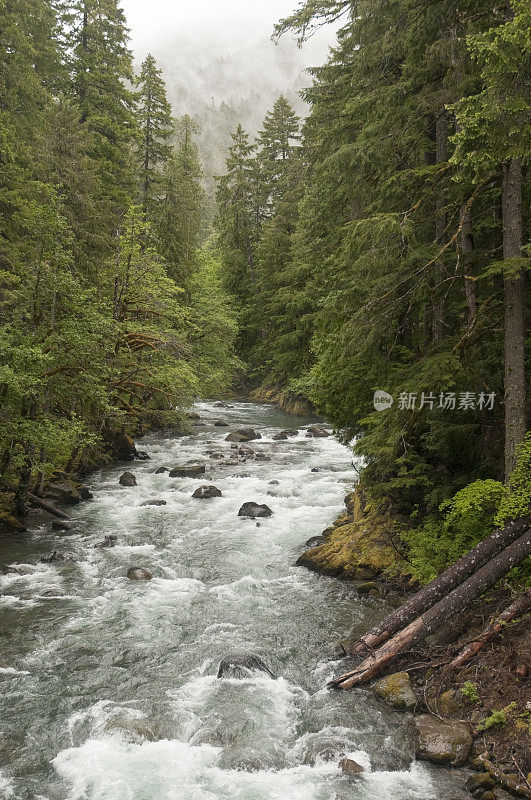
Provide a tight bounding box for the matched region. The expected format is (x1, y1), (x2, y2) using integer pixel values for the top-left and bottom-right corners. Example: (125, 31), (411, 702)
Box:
(461, 203), (476, 326)
(502, 158), (526, 480)
(330, 528), (531, 690)
(28, 494), (72, 520)
(432, 112), (447, 341)
(450, 590), (530, 669)
(344, 514), (531, 657)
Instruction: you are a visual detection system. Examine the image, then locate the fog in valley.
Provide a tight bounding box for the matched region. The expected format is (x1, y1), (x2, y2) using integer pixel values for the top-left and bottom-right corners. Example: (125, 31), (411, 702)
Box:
(121, 0), (336, 195)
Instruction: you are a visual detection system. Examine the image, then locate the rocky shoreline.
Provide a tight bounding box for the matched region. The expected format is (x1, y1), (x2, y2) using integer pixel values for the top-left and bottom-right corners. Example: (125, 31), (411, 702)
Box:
(297, 486), (531, 799)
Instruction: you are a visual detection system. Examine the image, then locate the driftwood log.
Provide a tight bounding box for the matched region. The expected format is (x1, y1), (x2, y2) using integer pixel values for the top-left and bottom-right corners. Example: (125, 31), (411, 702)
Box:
(343, 514), (531, 657)
(329, 528), (531, 690)
(27, 493), (72, 520)
(449, 590), (531, 670)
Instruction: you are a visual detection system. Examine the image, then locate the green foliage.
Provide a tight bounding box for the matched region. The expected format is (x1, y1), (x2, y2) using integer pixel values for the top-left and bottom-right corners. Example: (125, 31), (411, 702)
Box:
(478, 703), (517, 732)
(461, 681), (480, 704)
(496, 434), (531, 525)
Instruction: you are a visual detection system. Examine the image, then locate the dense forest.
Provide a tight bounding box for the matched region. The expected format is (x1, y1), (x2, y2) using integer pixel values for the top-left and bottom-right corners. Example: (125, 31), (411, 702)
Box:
(1, 0), (529, 584)
(214, 0), (530, 581)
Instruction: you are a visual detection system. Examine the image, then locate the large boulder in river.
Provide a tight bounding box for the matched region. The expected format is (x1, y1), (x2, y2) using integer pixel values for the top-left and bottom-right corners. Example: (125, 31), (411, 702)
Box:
(119, 471), (137, 487)
(44, 480), (92, 504)
(140, 499), (167, 506)
(94, 535), (118, 549)
(225, 428), (262, 443)
(127, 567), (153, 581)
(238, 502), (273, 519)
(306, 425), (331, 438)
(412, 714), (472, 766)
(217, 653), (276, 679)
(169, 464), (205, 478)
(192, 485), (222, 499)
(373, 671), (417, 710)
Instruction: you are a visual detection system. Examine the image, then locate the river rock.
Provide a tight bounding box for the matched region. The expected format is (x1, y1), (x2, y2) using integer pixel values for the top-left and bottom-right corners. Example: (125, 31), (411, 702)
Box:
(187, 412), (200, 420)
(465, 773), (497, 793)
(238, 447), (255, 456)
(209, 453), (225, 459)
(305, 535), (327, 548)
(0, 564), (17, 574)
(373, 671), (417, 710)
(41, 551), (72, 563)
(119, 472), (137, 487)
(94, 535), (118, 548)
(52, 520), (71, 532)
(214, 420), (228, 427)
(238, 502), (273, 519)
(44, 480), (89, 505)
(135, 451), (150, 461)
(226, 428), (262, 443)
(192, 485), (222, 499)
(273, 432), (288, 440)
(269, 480), (279, 485)
(140, 499), (167, 506)
(104, 715), (159, 742)
(169, 465), (205, 478)
(306, 425), (331, 438)
(217, 653), (276, 679)
(127, 567), (153, 581)
(340, 757), (364, 776)
(254, 452), (270, 461)
(412, 714), (472, 766)
(154, 467), (168, 474)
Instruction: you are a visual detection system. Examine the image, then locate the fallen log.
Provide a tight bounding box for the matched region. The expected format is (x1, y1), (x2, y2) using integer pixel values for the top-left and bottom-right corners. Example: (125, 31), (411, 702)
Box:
(478, 756), (531, 799)
(449, 590), (531, 670)
(27, 493), (71, 520)
(329, 527), (531, 690)
(343, 514), (531, 657)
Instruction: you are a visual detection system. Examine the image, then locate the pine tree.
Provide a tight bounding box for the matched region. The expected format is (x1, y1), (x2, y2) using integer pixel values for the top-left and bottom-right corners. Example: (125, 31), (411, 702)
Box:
(256, 95), (300, 215)
(135, 53), (173, 213)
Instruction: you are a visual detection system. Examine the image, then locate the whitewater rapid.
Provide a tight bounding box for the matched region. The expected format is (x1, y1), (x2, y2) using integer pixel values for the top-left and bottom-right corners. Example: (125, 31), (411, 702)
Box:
(0, 401), (465, 799)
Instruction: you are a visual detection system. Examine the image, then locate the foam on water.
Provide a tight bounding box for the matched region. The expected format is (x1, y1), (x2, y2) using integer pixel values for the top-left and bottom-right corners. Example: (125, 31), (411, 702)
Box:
(0, 401), (466, 799)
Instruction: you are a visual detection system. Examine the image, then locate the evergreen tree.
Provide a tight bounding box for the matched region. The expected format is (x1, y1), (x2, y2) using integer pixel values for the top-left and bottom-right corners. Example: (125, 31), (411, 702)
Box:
(135, 53), (173, 213)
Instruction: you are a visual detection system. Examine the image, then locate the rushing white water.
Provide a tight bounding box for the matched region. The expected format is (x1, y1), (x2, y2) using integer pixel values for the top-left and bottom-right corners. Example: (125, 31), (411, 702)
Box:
(0, 402), (466, 799)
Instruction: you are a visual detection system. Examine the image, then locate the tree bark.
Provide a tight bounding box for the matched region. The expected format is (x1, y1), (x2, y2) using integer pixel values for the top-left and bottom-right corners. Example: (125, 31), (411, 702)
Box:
(449, 590), (530, 670)
(502, 157), (526, 480)
(330, 527), (531, 690)
(28, 493), (72, 520)
(461, 203), (476, 326)
(344, 514), (531, 657)
(432, 111), (448, 341)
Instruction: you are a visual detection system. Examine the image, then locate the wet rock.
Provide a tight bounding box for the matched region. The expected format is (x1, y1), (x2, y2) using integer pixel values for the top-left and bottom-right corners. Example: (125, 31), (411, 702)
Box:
(44, 480), (84, 505)
(273, 432), (288, 440)
(127, 567), (153, 581)
(41, 551), (73, 563)
(119, 472), (137, 487)
(238, 447), (255, 457)
(140, 499), (167, 506)
(40, 588), (66, 597)
(0, 564), (17, 575)
(238, 502), (273, 519)
(103, 428), (137, 461)
(306, 425), (331, 438)
(192, 485), (222, 499)
(268, 480), (279, 485)
(305, 535), (327, 548)
(254, 453), (270, 461)
(233, 473), (251, 478)
(226, 428), (262, 443)
(217, 653), (276, 679)
(104, 715), (159, 742)
(438, 689), (465, 717)
(135, 451), (150, 461)
(373, 671), (417, 710)
(186, 412), (200, 420)
(357, 581), (380, 596)
(214, 401), (230, 408)
(465, 773), (496, 793)
(209, 453), (225, 460)
(169, 465), (205, 478)
(94, 535), (118, 549)
(213, 420), (228, 427)
(52, 520), (71, 532)
(412, 714), (472, 766)
(154, 467), (168, 474)
(340, 757), (364, 776)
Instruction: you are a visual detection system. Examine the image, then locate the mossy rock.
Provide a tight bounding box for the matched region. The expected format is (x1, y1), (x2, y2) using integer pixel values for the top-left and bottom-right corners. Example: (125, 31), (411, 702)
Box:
(437, 689), (465, 717)
(373, 671), (417, 710)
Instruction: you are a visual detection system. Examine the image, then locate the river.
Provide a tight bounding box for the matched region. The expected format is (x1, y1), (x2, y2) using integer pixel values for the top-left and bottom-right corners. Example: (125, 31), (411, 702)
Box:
(0, 401), (466, 799)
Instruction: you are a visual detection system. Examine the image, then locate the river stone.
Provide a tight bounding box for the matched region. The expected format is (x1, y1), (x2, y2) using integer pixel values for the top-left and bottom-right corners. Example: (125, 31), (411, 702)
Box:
(269, 480), (280, 485)
(0, 564), (17, 574)
(217, 653), (276, 679)
(127, 567), (153, 581)
(214, 420), (228, 426)
(412, 714), (472, 766)
(187, 411), (200, 420)
(306, 425), (331, 438)
(273, 432), (288, 440)
(154, 467), (168, 474)
(238, 502), (273, 519)
(140, 499), (167, 506)
(169, 465), (205, 478)
(214, 401), (230, 408)
(119, 471), (137, 487)
(94, 535), (118, 548)
(44, 480), (83, 505)
(135, 451), (150, 460)
(52, 520), (71, 532)
(104, 715), (159, 742)
(373, 671), (417, 710)
(192, 485), (222, 499)
(225, 428), (262, 443)
(340, 757), (364, 776)
(438, 689), (464, 717)
(41, 551), (73, 563)
(209, 453), (224, 459)
(465, 773), (496, 792)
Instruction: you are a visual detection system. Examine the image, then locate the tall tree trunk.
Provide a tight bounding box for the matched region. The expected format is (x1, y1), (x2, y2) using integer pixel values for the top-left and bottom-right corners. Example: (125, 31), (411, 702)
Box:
(432, 112), (448, 341)
(330, 527), (531, 690)
(343, 514), (531, 657)
(461, 203), (476, 326)
(502, 157), (526, 480)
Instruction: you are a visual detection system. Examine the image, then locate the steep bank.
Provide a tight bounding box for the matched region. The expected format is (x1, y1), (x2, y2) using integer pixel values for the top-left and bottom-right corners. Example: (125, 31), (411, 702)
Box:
(296, 487), (531, 798)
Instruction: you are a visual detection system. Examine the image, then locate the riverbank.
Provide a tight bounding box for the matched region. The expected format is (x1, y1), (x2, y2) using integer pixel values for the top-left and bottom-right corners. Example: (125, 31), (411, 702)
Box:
(296, 487), (531, 799)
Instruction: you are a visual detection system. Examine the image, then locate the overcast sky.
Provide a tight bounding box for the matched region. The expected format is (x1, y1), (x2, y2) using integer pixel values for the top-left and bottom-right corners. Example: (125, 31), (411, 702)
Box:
(120, 0), (334, 67)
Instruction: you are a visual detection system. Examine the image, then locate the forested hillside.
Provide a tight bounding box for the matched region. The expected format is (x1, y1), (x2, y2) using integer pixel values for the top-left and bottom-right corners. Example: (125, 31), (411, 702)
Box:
(214, 0), (530, 581)
(0, 0), (237, 526)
